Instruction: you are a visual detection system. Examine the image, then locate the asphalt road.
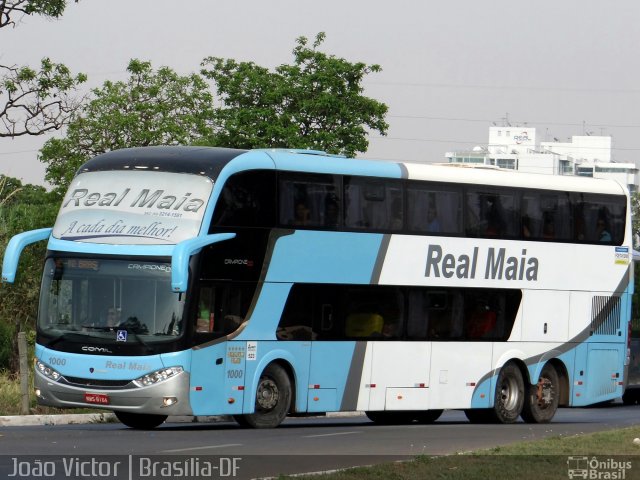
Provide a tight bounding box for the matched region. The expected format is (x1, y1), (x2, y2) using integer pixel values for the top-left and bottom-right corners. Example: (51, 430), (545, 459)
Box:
(1, 404), (639, 479)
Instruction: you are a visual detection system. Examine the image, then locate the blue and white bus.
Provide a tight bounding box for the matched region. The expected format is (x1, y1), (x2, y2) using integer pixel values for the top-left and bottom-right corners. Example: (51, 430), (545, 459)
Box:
(2, 146), (633, 428)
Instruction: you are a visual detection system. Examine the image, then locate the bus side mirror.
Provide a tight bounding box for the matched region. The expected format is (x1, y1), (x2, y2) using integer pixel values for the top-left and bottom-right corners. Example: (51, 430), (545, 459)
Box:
(171, 233), (236, 293)
(2, 228), (52, 283)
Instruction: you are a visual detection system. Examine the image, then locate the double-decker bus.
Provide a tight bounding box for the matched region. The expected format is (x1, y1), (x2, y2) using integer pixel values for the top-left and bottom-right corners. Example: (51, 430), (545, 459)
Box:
(2, 146), (633, 428)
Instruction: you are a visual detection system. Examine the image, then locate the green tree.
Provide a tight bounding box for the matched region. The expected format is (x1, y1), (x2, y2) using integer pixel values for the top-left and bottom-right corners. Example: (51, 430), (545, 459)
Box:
(201, 32), (388, 157)
(0, 0), (81, 374)
(0, 175), (58, 371)
(1, 1), (86, 138)
(40, 59), (216, 194)
(632, 191), (640, 249)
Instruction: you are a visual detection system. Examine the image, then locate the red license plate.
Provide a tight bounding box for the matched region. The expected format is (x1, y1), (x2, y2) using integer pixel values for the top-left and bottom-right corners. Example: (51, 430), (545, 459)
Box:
(84, 393), (110, 405)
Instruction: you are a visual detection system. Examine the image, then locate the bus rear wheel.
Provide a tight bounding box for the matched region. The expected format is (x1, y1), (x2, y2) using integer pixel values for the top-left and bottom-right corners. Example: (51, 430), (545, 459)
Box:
(233, 363), (291, 428)
(464, 408), (496, 423)
(521, 363), (560, 423)
(492, 362), (525, 423)
(114, 411), (167, 429)
(622, 389), (640, 405)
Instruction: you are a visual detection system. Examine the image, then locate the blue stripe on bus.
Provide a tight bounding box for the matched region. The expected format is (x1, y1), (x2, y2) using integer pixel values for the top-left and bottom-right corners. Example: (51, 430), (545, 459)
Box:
(263, 150), (403, 178)
(264, 231), (385, 284)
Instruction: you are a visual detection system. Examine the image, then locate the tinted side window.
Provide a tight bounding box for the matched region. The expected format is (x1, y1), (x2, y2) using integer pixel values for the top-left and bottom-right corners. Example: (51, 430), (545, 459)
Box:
(278, 285), (313, 341)
(342, 286), (404, 339)
(466, 188), (519, 239)
(193, 283), (256, 345)
(521, 191), (572, 241)
(211, 170), (276, 228)
(344, 177), (403, 231)
(407, 183), (463, 235)
(279, 284), (520, 342)
(573, 193), (626, 244)
(279, 173), (342, 228)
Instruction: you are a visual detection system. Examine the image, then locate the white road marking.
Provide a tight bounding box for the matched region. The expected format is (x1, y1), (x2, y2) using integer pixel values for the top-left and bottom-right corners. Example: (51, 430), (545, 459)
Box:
(161, 443), (242, 453)
(302, 431), (362, 438)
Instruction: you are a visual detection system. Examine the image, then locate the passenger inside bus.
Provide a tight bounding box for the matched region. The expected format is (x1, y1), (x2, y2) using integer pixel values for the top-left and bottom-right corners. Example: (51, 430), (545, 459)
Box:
(294, 201), (311, 226)
(426, 205), (441, 233)
(467, 301), (497, 338)
(105, 307), (121, 327)
(324, 198), (340, 227)
(596, 209), (612, 242)
(542, 213), (555, 239)
(380, 321), (400, 339)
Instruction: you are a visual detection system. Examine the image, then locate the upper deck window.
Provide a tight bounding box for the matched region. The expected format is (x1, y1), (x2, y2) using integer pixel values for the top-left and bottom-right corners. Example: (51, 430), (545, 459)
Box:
(344, 177), (403, 231)
(211, 170), (276, 228)
(278, 173), (342, 229)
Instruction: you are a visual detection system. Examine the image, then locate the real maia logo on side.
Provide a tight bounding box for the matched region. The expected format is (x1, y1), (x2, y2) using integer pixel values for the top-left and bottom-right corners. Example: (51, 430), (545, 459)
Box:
(425, 244), (539, 281)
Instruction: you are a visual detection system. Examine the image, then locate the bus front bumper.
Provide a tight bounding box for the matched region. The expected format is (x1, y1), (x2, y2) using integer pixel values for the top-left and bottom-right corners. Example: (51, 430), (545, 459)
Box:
(34, 368), (194, 416)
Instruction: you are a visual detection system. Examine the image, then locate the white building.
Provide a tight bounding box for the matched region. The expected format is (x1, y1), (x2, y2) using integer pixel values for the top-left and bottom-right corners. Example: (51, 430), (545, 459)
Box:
(445, 127), (638, 193)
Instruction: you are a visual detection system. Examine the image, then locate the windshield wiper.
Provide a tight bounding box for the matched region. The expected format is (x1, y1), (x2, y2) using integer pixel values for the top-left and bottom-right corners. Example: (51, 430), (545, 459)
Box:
(123, 331), (155, 354)
(81, 325), (114, 332)
(46, 332), (81, 348)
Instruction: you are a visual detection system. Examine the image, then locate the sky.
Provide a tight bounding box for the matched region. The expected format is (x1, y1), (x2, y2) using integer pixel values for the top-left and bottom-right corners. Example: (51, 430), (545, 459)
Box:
(1, 0), (640, 186)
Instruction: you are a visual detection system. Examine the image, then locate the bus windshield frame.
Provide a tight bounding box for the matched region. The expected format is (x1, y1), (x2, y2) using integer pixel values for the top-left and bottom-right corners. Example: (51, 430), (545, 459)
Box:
(37, 256), (186, 354)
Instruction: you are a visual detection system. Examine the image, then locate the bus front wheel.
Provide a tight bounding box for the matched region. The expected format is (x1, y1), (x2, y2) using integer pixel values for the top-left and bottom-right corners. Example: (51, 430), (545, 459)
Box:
(114, 411), (167, 429)
(492, 362), (525, 424)
(234, 363), (292, 428)
(521, 363), (560, 423)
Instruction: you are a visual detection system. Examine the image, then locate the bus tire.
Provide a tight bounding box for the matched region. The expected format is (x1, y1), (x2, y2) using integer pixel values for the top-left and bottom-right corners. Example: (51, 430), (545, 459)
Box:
(622, 389), (639, 405)
(114, 411), (167, 429)
(493, 362), (524, 424)
(464, 408), (496, 423)
(365, 411), (415, 424)
(415, 409), (443, 423)
(521, 363), (560, 423)
(239, 363), (292, 428)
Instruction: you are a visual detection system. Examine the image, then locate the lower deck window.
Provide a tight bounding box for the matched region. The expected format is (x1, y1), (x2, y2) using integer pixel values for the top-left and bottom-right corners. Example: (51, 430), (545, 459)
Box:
(277, 284), (521, 341)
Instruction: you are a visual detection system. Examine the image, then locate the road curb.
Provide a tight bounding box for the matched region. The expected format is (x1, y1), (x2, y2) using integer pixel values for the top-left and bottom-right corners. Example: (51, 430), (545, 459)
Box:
(0, 412), (116, 427)
(0, 411), (364, 427)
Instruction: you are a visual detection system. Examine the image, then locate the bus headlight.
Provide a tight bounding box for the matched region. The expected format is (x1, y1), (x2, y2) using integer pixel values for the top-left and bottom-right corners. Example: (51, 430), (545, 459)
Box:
(35, 360), (61, 381)
(133, 366), (184, 388)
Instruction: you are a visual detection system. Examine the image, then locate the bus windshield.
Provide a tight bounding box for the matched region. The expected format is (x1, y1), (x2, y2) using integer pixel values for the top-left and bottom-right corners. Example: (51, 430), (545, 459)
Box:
(38, 258), (185, 343)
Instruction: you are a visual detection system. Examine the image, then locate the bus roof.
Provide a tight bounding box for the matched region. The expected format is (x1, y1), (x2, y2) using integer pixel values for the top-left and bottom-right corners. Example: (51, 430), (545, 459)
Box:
(263, 149), (627, 196)
(402, 162), (627, 195)
(78, 146), (247, 179)
(77, 146), (627, 197)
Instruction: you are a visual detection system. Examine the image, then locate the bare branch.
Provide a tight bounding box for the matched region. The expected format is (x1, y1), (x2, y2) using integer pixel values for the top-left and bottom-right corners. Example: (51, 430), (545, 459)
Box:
(1, 0), (71, 29)
(0, 60), (86, 137)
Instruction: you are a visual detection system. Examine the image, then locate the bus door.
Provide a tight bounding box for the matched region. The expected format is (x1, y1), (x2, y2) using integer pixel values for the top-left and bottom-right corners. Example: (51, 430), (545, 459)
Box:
(189, 284), (251, 415)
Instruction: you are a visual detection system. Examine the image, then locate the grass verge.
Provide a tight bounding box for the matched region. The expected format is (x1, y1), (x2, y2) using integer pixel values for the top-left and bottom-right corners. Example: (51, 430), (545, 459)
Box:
(0, 370), (99, 416)
(284, 426), (640, 480)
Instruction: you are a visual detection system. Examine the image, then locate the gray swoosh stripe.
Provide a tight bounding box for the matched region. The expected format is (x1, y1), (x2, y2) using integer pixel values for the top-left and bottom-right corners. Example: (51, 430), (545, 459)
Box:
(473, 266), (631, 395)
(370, 234), (392, 285)
(340, 342), (368, 411)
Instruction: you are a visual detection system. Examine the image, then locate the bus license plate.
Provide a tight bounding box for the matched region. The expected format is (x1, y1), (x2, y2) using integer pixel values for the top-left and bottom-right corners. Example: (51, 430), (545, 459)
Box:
(84, 393), (110, 405)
